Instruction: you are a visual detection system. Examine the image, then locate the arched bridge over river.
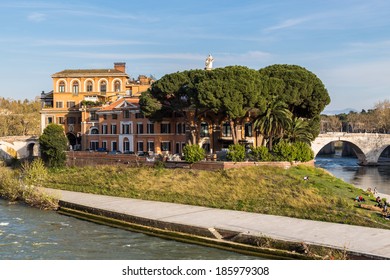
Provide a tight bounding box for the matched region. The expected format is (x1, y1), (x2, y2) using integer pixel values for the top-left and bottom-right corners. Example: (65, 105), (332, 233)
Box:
(0, 136), (39, 160)
(312, 133), (390, 166)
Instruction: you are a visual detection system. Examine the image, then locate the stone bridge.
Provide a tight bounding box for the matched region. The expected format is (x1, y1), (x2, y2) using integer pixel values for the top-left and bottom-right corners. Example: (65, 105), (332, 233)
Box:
(311, 133), (390, 165)
(0, 136), (39, 160)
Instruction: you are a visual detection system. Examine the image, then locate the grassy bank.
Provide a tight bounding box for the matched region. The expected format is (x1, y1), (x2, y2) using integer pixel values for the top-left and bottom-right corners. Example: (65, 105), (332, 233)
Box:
(44, 164), (390, 229)
(0, 163), (58, 210)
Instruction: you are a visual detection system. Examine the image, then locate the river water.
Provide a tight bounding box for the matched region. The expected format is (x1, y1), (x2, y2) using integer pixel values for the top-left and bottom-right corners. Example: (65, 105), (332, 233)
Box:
(315, 155), (390, 195)
(0, 199), (255, 260)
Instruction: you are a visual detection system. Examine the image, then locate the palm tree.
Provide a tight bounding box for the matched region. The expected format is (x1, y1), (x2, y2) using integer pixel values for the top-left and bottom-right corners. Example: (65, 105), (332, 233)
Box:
(254, 99), (292, 151)
(285, 117), (314, 144)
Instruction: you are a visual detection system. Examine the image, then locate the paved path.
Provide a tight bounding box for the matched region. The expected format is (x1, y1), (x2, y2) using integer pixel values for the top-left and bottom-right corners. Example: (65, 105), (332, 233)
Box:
(45, 188), (390, 259)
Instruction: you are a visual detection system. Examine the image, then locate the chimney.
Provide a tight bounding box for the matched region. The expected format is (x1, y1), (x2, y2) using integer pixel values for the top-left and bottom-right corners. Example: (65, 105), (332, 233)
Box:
(114, 62), (126, 73)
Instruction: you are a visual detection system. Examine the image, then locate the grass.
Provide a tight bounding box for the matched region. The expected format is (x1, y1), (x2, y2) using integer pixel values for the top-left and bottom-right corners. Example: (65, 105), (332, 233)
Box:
(43, 164), (390, 229)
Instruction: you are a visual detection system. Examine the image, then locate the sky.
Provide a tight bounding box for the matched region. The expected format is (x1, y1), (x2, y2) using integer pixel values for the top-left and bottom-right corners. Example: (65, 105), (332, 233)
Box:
(1, 0), (390, 113)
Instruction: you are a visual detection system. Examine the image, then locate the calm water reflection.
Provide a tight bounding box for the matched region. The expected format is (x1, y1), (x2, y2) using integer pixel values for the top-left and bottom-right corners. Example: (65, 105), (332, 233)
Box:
(315, 156), (390, 195)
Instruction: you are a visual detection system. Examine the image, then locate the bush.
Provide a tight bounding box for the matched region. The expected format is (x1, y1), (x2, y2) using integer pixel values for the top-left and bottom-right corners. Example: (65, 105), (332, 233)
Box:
(21, 158), (48, 187)
(251, 146), (273, 161)
(39, 124), (68, 167)
(292, 142), (314, 162)
(183, 144), (206, 164)
(273, 140), (297, 162)
(227, 144), (246, 162)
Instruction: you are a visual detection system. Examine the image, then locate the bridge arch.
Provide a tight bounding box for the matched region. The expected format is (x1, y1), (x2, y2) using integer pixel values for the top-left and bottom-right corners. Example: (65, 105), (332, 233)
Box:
(312, 133), (390, 165)
(314, 139), (366, 164)
(0, 141), (20, 159)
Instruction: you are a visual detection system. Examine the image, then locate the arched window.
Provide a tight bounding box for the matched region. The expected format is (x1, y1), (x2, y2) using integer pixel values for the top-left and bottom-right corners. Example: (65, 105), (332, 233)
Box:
(100, 81), (107, 94)
(72, 81), (79, 94)
(90, 127), (99, 134)
(86, 81), (93, 92)
(58, 81), (65, 93)
(114, 80), (121, 92)
(200, 122), (209, 137)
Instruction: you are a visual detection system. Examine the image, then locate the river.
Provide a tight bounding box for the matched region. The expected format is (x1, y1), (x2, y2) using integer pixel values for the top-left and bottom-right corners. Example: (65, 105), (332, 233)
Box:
(315, 155), (390, 195)
(0, 199), (255, 260)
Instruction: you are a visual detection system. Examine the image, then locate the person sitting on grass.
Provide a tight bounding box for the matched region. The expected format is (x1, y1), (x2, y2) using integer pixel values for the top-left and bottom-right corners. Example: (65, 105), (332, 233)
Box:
(355, 195), (365, 202)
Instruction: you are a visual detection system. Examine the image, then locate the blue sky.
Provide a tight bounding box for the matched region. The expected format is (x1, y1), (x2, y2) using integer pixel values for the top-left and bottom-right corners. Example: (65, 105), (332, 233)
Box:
(1, 0), (390, 112)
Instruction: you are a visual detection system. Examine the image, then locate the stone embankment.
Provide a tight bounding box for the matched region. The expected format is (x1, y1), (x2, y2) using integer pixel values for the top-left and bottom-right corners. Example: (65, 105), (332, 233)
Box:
(45, 188), (390, 260)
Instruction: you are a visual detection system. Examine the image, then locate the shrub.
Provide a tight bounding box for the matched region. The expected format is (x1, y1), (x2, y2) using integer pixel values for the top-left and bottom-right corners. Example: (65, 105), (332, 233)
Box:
(292, 142), (314, 162)
(21, 158), (48, 187)
(226, 144), (246, 162)
(39, 124), (68, 167)
(273, 140), (297, 162)
(183, 144), (206, 164)
(251, 146), (273, 161)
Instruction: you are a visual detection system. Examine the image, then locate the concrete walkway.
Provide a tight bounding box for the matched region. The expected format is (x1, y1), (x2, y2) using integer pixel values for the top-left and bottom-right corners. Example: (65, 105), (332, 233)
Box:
(45, 188), (390, 259)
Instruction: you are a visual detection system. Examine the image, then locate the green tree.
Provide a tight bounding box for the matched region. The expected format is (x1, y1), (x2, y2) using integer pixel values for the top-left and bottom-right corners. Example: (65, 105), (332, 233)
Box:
(259, 64), (330, 118)
(285, 117), (314, 144)
(39, 124), (68, 167)
(254, 99), (292, 151)
(196, 66), (267, 144)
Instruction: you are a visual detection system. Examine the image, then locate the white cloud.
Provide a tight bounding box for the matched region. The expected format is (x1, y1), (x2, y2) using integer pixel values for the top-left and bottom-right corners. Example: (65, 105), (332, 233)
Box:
(27, 12), (46, 22)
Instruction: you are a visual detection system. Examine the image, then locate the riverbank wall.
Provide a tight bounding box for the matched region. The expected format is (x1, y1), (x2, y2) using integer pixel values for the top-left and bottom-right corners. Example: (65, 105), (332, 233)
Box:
(65, 151), (314, 170)
(46, 188), (389, 260)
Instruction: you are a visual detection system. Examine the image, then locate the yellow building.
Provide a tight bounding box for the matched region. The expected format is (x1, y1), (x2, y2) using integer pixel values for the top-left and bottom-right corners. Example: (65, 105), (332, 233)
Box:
(40, 63), (153, 149)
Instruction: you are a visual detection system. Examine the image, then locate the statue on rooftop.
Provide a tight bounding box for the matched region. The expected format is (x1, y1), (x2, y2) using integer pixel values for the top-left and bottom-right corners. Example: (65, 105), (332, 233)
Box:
(205, 54), (214, 70)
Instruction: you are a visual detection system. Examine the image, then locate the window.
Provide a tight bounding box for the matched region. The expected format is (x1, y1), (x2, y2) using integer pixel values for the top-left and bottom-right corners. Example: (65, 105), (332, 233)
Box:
(102, 124), (108, 134)
(245, 122), (253, 137)
(123, 110), (130, 119)
(58, 81), (65, 93)
(114, 80), (121, 92)
(67, 117), (75, 124)
(147, 123), (154, 134)
(72, 81), (79, 94)
(90, 141), (99, 151)
(56, 101), (63, 108)
(147, 141), (154, 152)
(112, 114), (118, 120)
(137, 141), (144, 152)
(112, 141), (117, 151)
(57, 117), (64, 124)
(111, 124), (117, 134)
(90, 128), (99, 134)
(123, 139), (130, 152)
(100, 81), (107, 94)
(137, 123), (143, 134)
(102, 141), (107, 150)
(161, 141), (171, 152)
(90, 111), (98, 121)
(122, 123), (131, 134)
(222, 122), (231, 137)
(200, 122), (209, 137)
(103, 114), (107, 120)
(161, 123), (171, 134)
(67, 101), (75, 108)
(175, 142), (180, 154)
(135, 112), (144, 119)
(177, 123), (182, 134)
(86, 81), (93, 92)
(47, 117), (53, 124)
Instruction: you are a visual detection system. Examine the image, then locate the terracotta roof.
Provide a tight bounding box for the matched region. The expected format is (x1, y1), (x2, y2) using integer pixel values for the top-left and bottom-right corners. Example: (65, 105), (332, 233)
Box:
(98, 97), (140, 112)
(52, 68), (128, 77)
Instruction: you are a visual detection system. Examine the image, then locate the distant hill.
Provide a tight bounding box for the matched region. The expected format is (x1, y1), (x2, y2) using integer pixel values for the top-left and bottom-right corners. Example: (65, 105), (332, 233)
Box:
(322, 108), (358, 115)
